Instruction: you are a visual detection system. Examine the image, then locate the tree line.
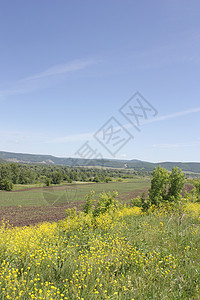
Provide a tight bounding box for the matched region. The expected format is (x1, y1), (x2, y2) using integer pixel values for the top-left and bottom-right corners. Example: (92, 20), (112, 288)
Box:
(0, 162), (140, 191)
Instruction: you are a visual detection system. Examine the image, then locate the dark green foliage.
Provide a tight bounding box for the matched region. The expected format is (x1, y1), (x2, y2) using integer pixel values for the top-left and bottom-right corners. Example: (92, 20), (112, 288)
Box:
(18, 168), (35, 184)
(93, 175), (100, 183)
(0, 164), (11, 181)
(0, 163), (17, 189)
(51, 171), (62, 184)
(10, 163), (19, 184)
(0, 161), (149, 188)
(104, 176), (112, 183)
(0, 179), (13, 191)
(45, 177), (51, 186)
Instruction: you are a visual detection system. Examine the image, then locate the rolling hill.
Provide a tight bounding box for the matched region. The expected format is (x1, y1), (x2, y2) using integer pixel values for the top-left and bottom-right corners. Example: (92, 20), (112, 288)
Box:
(0, 151), (200, 173)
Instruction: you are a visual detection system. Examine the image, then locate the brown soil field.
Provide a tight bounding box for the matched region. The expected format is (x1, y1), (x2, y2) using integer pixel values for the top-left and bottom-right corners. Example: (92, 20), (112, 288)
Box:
(0, 188), (148, 227)
(0, 184), (194, 227)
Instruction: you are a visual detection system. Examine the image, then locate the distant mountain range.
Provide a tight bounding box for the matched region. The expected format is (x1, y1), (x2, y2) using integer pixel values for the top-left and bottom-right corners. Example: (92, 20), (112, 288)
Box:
(0, 151), (200, 173)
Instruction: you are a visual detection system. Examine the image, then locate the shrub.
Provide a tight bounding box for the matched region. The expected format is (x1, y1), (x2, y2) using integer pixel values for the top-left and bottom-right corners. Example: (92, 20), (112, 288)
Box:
(104, 176), (112, 183)
(193, 180), (200, 202)
(94, 191), (118, 217)
(131, 193), (151, 212)
(130, 196), (142, 208)
(83, 191), (119, 217)
(83, 190), (95, 214)
(0, 179), (13, 191)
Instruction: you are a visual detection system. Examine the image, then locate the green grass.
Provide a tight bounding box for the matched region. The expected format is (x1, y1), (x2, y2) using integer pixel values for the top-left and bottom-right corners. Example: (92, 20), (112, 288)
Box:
(0, 203), (199, 299)
(12, 183), (44, 191)
(0, 178), (150, 207)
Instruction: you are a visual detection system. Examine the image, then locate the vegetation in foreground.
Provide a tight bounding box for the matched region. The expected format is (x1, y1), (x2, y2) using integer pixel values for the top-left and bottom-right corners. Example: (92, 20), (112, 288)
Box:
(0, 167), (199, 299)
(0, 198), (199, 299)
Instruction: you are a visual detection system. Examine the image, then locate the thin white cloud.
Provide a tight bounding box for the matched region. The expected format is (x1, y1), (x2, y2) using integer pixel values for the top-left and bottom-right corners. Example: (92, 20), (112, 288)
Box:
(47, 106), (200, 145)
(152, 107), (200, 122)
(23, 58), (99, 81)
(135, 106), (200, 127)
(0, 58), (99, 99)
(3, 105), (197, 148)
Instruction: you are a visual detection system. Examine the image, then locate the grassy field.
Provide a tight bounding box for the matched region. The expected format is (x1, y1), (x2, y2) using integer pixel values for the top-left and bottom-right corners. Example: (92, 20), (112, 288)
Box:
(0, 178), (150, 207)
(0, 177), (150, 227)
(0, 202), (199, 299)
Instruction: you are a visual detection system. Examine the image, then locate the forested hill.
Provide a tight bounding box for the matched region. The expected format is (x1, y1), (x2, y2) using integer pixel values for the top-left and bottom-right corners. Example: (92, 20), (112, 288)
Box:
(0, 151), (200, 173)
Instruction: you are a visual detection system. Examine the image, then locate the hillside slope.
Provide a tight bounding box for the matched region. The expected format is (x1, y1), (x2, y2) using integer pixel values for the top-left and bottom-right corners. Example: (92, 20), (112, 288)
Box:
(0, 151), (200, 173)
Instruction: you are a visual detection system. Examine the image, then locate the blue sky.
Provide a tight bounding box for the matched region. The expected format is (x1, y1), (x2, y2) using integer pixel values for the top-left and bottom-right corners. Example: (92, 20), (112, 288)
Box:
(0, 0), (199, 162)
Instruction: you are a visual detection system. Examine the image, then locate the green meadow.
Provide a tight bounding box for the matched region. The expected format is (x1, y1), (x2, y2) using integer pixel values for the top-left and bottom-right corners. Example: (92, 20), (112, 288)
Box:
(0, 178), (150, 207)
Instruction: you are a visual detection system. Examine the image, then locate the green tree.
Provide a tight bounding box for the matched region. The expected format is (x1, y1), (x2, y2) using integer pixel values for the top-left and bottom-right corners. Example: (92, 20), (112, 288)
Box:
(51, 171), (62, 184)
(0, 179), (13, 191)
(10, 163), (19, 184)
(167, 167), (185, 201)
(149, 166), (169, 206)
(93, 175), (100, 183)
(18, 168), (30, 184)
(45, 177), (51, 186)
(0, 164), (11, 182)
(148, 166), (185, 207)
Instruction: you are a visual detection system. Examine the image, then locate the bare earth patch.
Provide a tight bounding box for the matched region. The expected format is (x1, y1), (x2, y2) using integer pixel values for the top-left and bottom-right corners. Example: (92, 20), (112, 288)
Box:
(0, 201), (85, 227)
(0, 184), (194, 227)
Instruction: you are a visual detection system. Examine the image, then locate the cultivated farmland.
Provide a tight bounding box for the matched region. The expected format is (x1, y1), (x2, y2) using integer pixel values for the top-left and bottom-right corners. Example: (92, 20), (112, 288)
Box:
(0, 178), (150, 226)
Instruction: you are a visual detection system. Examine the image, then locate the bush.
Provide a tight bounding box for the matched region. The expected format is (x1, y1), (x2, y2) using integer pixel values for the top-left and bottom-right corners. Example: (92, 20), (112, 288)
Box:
(130, 196), (142, 207)
(83, 191), (95, 214)
(94, 191), (118, 217)
(83, 191), (119, 217)
(117, 178), (123, 182)
(104, 177), (112, 183)
(131, 193), (151, 212)
(0, 179), (13, 191)
(193, 180), (200, 202)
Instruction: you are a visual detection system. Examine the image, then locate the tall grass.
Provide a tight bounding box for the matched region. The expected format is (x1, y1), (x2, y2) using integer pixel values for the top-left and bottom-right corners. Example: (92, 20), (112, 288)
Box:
(0, 202), (199, 299)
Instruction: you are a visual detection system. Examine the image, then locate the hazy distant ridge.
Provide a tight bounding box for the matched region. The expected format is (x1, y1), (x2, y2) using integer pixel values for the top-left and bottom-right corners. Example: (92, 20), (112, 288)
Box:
(0, 151), (200, 173)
